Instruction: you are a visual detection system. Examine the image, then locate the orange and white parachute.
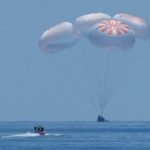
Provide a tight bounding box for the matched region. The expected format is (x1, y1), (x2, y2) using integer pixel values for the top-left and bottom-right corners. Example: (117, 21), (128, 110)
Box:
(114, 13), (150, 40)
(88, 19), (135, 51)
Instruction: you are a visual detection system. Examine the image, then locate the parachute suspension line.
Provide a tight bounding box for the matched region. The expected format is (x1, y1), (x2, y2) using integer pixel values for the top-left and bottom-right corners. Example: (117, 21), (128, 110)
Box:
(104, 53), (126, 102)
(99, 50), (111, 115)
(80, 48), (101, 113)
(104, 51), (131, 104)
(83, 49), (105, 114)
(105, 51), (135, 103)
(55, 55), (97, 114)
(89, 51), (105, 114)
(101, 51), (128, 111)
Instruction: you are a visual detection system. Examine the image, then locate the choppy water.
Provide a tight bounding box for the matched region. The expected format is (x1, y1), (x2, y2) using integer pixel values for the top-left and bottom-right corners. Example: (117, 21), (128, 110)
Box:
(0, 121), (150, 150)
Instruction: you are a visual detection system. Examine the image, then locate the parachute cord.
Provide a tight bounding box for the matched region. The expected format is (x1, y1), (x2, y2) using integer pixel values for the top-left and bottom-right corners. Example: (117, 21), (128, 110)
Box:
(80, 47), (105, 114)
(81, 48), (103, 114)
(55, 52), (98, 114)
(102, 51), (128, 108)
(85, 50), (104, 115)
(100, 50), (110, 113)
(105, 51), (135, 104)
(99, 104), (104, 116)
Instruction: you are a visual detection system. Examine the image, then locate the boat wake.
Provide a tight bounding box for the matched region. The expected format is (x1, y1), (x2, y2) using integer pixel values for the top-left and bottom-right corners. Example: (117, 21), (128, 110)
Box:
(1, 132), (63, 138)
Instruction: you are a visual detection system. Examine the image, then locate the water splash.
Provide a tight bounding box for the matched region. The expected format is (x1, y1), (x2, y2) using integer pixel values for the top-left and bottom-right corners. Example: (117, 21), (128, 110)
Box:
(1, 132), (63, 138)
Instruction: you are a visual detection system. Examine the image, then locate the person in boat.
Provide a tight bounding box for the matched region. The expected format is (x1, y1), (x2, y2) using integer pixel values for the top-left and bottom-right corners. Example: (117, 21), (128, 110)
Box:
(34, 125), (45, 133)
(41, 126), (44, 132)
(97, 114), (106, 122)
(34, 126), (37, 132)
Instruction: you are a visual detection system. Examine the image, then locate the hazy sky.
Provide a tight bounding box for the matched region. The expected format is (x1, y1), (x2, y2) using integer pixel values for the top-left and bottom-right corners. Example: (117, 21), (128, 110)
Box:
(0, 0), (150, 121)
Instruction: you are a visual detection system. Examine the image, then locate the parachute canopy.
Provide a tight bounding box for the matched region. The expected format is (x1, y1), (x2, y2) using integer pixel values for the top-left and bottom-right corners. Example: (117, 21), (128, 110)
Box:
(39, 22), (79, 53)
(114, 13), (150, 40)
(39, 12), (150, 53)
(74, 13), (111, 35)
(88, 20), (135, 51)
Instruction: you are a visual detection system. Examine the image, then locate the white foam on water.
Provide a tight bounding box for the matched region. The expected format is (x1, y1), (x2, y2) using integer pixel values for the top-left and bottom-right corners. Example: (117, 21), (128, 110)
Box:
(49, 133), (63, 137)
(1, 132), (40, 138)
(1, 132), (63, 138)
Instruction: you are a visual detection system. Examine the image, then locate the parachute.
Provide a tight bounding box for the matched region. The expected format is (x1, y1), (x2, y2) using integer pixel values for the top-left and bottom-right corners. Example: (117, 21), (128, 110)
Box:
(88, 20), (135, 51)
(39, 13), (150, 117)
(74, 13), (111, 35)
(114, 13), (150, 40)
(39, 22), (80, 53)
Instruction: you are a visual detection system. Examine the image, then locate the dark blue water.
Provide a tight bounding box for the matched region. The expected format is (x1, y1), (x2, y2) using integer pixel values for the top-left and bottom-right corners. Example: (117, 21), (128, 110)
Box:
(0, 121), (150, 150)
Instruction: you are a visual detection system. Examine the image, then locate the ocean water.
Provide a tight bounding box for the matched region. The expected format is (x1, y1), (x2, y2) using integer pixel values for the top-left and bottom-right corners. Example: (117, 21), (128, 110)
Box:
(0, 121), (150, 150)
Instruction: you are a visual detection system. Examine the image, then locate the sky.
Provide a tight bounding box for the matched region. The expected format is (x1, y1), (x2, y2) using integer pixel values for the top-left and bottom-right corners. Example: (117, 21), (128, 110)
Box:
(0, 0), (150, 121)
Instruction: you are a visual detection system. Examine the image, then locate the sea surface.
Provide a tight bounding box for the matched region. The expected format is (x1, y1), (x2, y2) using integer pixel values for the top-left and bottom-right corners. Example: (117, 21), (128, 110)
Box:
(0, 121), (150, 150)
